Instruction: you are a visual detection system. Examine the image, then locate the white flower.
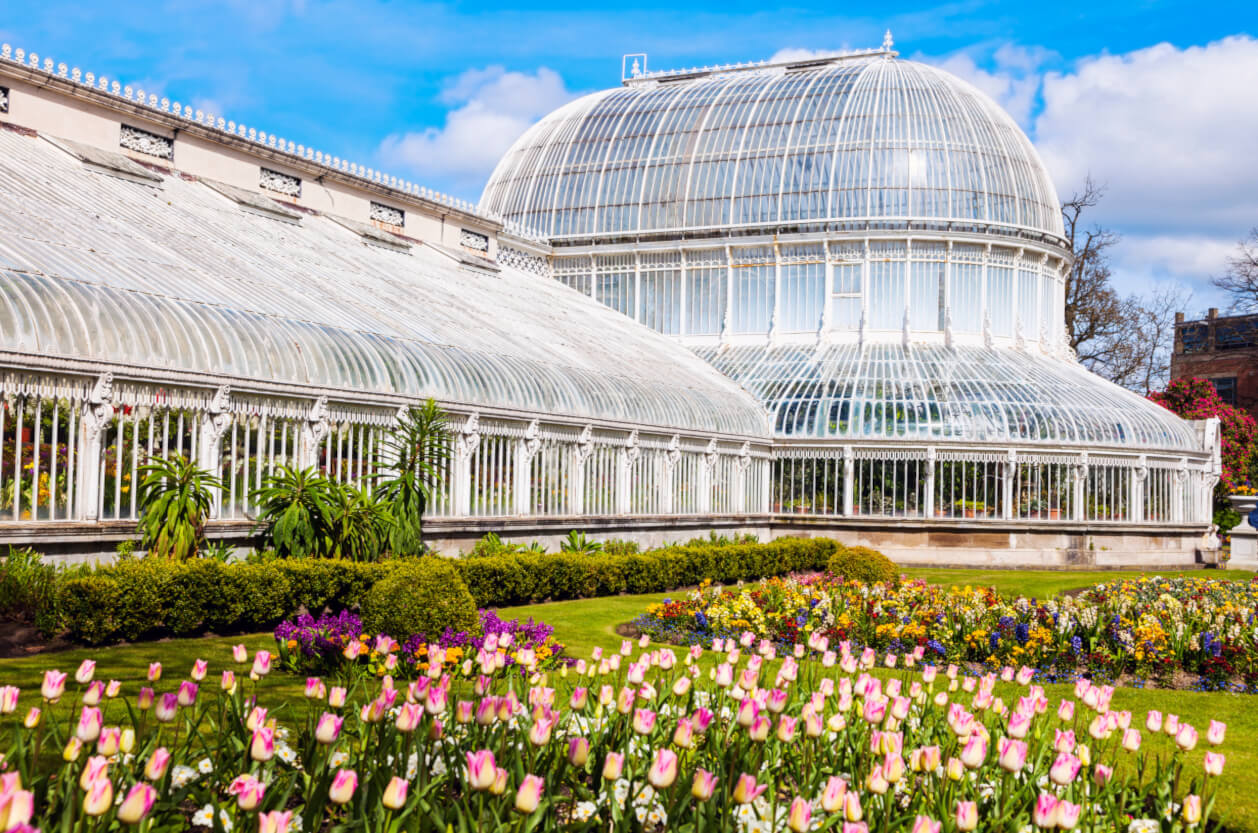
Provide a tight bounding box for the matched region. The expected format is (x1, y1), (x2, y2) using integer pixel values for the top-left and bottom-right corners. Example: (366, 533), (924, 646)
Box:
(197, 757), (214, 774)
(573, 801), (598, 822)
(172, 765), (199, 789)
(1128, 821), (1160, 833)
(329, 750), (349, 768)
(192, 805), (214, 827)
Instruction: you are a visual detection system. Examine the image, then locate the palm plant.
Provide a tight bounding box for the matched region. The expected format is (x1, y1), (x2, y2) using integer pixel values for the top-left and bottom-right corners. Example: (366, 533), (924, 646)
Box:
(324, 482), (392, 562)
(560, 529), (603, 555)
(250, 464), (334, 558)
(136, 455), (222, 560)
(375, 399), (451, 556)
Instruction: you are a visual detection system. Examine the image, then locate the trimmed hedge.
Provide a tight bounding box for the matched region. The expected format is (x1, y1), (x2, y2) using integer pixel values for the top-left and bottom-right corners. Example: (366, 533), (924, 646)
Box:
(827, 545), (900, 586)
(362, 560), (478, 641)
(55, 537), (865, 645)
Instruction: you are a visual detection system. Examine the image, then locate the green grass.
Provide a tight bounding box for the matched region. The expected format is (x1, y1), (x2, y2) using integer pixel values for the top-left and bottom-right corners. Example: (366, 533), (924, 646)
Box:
(901, 566), (1258, 599)
(0, 566), (1255, 829)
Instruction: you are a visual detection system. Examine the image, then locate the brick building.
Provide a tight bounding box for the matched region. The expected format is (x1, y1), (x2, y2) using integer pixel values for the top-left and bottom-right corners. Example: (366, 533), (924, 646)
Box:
(1171, 308), (1258, 418)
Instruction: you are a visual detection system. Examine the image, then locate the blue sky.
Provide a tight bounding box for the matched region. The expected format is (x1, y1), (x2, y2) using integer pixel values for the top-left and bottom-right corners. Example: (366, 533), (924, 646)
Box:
(1, 0), (1254, 306)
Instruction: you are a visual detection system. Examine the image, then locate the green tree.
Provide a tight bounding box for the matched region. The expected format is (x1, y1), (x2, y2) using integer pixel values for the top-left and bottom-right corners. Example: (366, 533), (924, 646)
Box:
(325, 482), (392, 562)
(375, 400), (451, 555)
(136, 455), (222, 560)
(250, 464), (335, 558)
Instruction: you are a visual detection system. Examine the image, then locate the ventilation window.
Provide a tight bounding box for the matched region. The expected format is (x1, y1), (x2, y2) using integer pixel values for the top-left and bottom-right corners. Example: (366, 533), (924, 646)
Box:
(259, 167), (301, 197)
(119, 124), (173, 160)
(370, 201), (405, 228)
(460, 229), (489, 253)
(0, 86), (8, 114)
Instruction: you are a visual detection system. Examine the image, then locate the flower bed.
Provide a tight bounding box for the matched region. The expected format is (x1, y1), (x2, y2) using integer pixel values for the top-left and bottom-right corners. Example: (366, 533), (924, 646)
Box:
(273, 608), (570, 678)
(0, 634), (1230, 832)
(633, 575), (1258, 688)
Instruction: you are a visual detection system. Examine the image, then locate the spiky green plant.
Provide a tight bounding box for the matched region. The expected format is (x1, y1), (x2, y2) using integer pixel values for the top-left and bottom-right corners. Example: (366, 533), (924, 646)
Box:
(325, 482), (392, 562)
(375, 399), (451, 556)
(250, 464), (335, 559)
(136, 455), (222, 560)
(560, 529), (603, 555)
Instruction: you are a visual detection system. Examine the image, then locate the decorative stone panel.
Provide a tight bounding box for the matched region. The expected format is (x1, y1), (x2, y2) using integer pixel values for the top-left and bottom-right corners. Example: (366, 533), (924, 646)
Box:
(259, 167), (301, 197)
(119, 124), (173, 160)
(499, 246), (549, 277)
(460, 229), (489, 253)
(370, 201), (405, 228)
(0, 86), (8, 113)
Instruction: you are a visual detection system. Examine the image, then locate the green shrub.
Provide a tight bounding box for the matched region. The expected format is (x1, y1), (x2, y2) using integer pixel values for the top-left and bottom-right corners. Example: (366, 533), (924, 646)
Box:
(0, 546), (61, 633)
(361, 559), (477, 640)
(827, 545), (899, 586)
(601, 539), (640, 556)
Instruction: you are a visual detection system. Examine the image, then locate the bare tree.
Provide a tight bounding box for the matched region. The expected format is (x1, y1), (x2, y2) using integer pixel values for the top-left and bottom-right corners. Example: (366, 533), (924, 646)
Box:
(1060, 177), (1193, 393)
(1212, 228), (1258, 311)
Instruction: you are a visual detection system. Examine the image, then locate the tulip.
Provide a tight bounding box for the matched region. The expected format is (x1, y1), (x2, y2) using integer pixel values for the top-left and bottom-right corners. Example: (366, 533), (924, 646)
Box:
(692, 768), (719, 801)
(329, 769), (358, 805)
(748, 714), (771, 742)
(528, 715), (556, 746)
(1032, 793), (1058, 828)
(1054, 729), (1076, 754)
(633, 707), (657, 735)
(866, 764), (889, 794)
(145, 662), (161, 682)
(258, 810), (293, 833)
(218, 670), (236, 693)
(466, 750), (497, 791)
(1122, 728), (1141, 752)
(616, 687), (635, 714)
(177, 680), (198, 707)
(960, 735), (987, 769)
(144, 748), (170, 780)
(229, 774), (266, 811)
(76, 706), (103, 742)
(955, 801), (978, 832)
(515, 774), (544, 814)
(673, 717), (695, 749)
(63, 737), (83, 762)
(1008, 710), (1031, 739)
(81, 681), (103, 706)
(97, 727), (121, 756)
(1058, 700), (1075, 721)
(946, 757), (964, 781)
(820, 776), (847, 813)
(844, 791), (863, 822)
(251, 726), (275, 762)
(0, 787), (33, 829)
(1176, 724), (1199, 751)
(154, 693), (178, 723)
(1164, 713), (1179, 735)
(788, 797), (813, 832)
(998, 738), (1028, 773)
(732, 773), (768, 804)
(119, 727), (135, 754)
(863, 697), (887, 724)
(79, 755), (109, 791)
(1182, 795), (1202, 825)
(71, 659), (96, 685)
(329, 686), (347, 708)
(1145, 709), (1162, 732)
(911, 816), (940, 833)
(570, 687), (588, 710)
(377, 775), (406, 810)
(1207, 720), (1226, 746)
(647, 748), (678, 788)
(1092, 763), (1113, 786)
(1049, 752), (1080, 785)
(311, 711), (342, 744)
(602, 751), (624, 781)
(568, 737), (590, 767)
(41, 670), (67, 701)
(1057, 801), (1082, 830)
(1204, 751), (1225, 776)
(395, 703), (423, 733)
(82, 776), (113, 816)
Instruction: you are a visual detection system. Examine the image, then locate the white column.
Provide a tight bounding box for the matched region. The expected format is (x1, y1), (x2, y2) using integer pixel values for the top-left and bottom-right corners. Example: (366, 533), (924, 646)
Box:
(76, 373), (115, 522)
(451, 413), (480, 518)
(299, 396), (330, 469)
(616, 431), (639, 515)
(678, 250), (688, 338)
(697, 439), (716, 515)
(842, 446), (854, 516)
(820, 241), (833, 338)
(514, 423), (542, 516)
(721, 246), (734, 343)
(1071, 453), (1088, 523)
(1002, 449), (1016, 520)
(923, 447), (936, 518)
(198, 387), (233, 519)
(1171, 462), (1187, 524)
(1130, 457), (1147, 523)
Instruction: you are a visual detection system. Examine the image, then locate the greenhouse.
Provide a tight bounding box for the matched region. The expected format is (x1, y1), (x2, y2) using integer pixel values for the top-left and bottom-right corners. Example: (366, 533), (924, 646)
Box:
(0, 39), (1221, 564)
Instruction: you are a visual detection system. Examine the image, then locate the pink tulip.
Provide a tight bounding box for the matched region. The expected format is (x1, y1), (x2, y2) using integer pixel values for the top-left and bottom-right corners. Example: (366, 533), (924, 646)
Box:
(1093, 763), (1114, 785)
(866, 764), (889, 795)
(732, 773), (768, 804)
(748, 714), (771, 742)
(395, 703), (422, 733)
(329, 769), (358, 805)
(146, 662), (162, 682)
(1164, 713), (1179, 735)
(74, 659), (96, 685)
(467, 750), (497, 791)
(41, 670), (67, 701)
(229, 774), (266, 810)
(673, 717), (695, 749)
(1122, 728), (1142, 752)
(1204, 752), (1225, 776)
(382, 776), (408, 810)
(821, 776), (847, 813)
(82, 776), (113, 817)
(997, 738), (1027, 772)
(955, 801), (978, 831)
(1057, 801), (1082, 830)
(177, 681), (198, 707)
(1008, 710), (1031, 739)
(1054, 729), (1075, 753)
(75, 706), (103, 742)
(633, 707), (657, 735)
(250, 727), (275, 762)
(1145, 709), (1163, 732)
(0, 686), (18, 714)
(1207, 720), (1226, 746)
(863, 697), (887, 725)
(647, 748), (678, 789)
(154, 693), (178, 723)
(78, 755), (110, 790)
(1176, 724), (1199, 751)
(1049, 752), (1081, 785)
(220, 671), (236, 692)
(787, 797), (813, 832)
(1057, 699), (1074, 721)
(777, 715), (800, 743)
(515, 774), (544, 813)
(144, 747), (170, 780)
(189, 659), (208, 681)
(315, 712), (343, 745)
(0, 787), (34, 828)
(252, 651), (271, 677)
(844, 792), (863, 822)
(1032, 793), (1059, 827)
(528, 714), (556, 746)
(97, 727), (121, 756)
(328, 686), (347, 708)
(258, 810), (293, 833)
(959, 735), (987, 769)
(911, 816), (941, 833)
(567, 737), (590, 767)
(1183, 795), (1202, 825)
(691, 768), (718, 801)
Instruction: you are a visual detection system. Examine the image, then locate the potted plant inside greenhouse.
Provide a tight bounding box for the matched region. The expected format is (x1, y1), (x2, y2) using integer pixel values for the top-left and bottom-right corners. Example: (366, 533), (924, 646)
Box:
(1228, 481), (1258, 531)
(955, 499), (988, 519)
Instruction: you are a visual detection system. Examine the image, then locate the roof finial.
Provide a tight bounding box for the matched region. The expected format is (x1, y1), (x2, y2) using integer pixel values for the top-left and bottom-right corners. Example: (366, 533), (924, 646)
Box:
(882, 29), (894, 54)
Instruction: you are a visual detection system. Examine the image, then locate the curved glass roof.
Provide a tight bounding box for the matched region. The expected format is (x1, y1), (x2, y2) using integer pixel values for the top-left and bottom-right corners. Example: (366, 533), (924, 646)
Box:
(0, 128), (768, 437)
(693, 343), (1199, 452)
(482, 56), (1064, 242)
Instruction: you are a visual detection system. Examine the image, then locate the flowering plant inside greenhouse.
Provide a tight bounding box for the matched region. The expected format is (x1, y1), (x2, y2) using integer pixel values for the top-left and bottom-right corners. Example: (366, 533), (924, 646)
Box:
(0, 633), (1230, 833)
(633, 575), (1258, 688)
(274, 609), (570, 678)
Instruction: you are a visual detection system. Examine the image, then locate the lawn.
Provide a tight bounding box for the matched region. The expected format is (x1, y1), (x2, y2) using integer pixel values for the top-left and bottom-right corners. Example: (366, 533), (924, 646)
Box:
(1, 565), (1255, 830)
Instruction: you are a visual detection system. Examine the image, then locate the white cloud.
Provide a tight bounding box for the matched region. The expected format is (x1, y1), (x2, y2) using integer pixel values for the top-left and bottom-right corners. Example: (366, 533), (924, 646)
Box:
(377, 66), (577, 194)
(1033, 36), (1258, 235)
(1109, 233), (1236, 301)
(923, 44), (1053, 128)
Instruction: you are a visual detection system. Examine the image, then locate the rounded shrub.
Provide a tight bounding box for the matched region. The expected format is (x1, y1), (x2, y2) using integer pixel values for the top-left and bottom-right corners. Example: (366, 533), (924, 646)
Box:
(362, 558), (478, 640)
(827, 545), (899, 586)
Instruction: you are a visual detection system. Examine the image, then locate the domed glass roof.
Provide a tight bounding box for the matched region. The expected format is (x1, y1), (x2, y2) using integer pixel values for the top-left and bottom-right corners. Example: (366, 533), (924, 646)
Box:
(693, 343), (1199, 451)
(482, 56), (1064, 242)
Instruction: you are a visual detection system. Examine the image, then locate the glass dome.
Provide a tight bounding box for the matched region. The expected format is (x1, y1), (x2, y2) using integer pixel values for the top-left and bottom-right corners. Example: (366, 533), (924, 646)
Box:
(482, 54), (1065, 243)
(694, 343), (1202, 451)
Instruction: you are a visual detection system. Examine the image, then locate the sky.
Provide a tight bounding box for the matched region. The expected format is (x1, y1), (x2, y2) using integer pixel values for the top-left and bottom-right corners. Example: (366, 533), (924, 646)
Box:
(1, 0), (1253, 309)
